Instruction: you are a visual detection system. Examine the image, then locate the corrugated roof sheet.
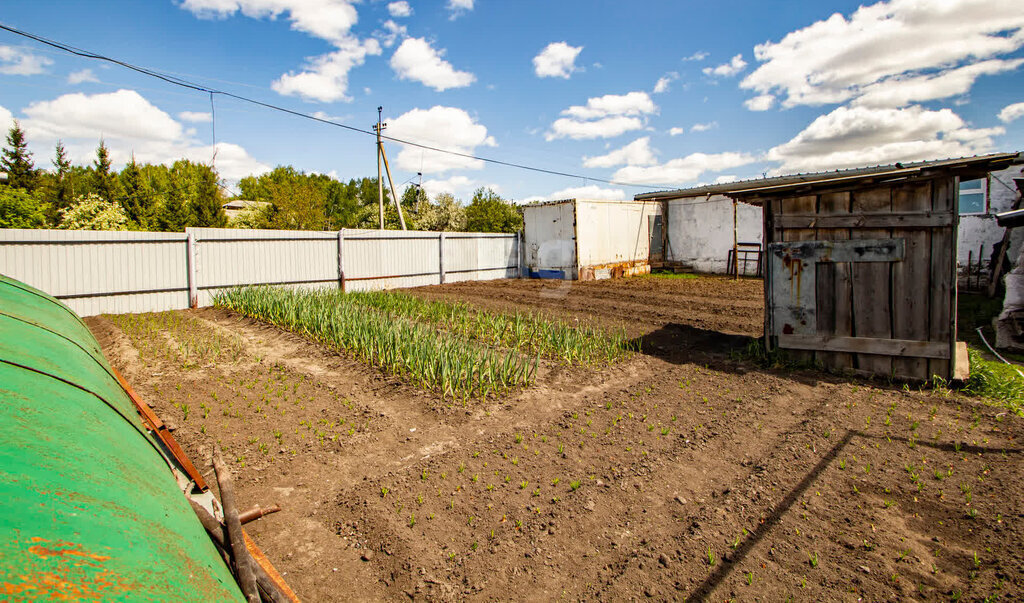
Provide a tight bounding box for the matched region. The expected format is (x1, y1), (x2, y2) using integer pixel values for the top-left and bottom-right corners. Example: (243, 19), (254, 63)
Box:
(634, 153), (1022, 202)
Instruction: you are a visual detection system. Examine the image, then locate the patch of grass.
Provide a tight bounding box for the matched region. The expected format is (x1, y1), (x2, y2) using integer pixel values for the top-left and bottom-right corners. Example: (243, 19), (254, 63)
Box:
(646, 271), (699, 280)
(962, 348), (1024, 415)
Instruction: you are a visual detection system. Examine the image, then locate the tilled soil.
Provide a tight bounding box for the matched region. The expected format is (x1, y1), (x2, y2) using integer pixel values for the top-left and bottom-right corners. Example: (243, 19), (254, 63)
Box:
(87, 275), (1023, 602)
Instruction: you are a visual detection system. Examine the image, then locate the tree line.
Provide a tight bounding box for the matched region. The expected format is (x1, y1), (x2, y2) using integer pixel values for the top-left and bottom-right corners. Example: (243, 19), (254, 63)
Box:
(0, 121), (523, 233)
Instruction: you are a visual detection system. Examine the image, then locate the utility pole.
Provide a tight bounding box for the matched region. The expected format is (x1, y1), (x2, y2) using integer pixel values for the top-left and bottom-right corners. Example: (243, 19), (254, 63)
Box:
(374, 106), (384, 230)
(372, 106), (408, 230)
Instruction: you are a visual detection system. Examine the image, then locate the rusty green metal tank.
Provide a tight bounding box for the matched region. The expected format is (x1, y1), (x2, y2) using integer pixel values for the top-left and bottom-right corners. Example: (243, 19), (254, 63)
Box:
(0, 274), (245, 601)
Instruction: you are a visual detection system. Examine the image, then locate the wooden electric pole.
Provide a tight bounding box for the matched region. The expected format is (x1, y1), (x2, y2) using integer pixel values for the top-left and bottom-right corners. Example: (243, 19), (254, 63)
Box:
(374, 106), (385, 230)
(372, 106), (407, 230)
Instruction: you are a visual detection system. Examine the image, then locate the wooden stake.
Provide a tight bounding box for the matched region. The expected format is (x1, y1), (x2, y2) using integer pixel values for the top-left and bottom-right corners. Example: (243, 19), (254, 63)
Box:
(213, 447), (260, 603)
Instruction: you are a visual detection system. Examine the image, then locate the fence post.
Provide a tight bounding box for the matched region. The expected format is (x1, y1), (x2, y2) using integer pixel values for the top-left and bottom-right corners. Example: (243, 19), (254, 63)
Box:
(517, 231), (524, 278)
(439, 231), (446, 284)
(337, 229), (346, 292)
(186, 231), (198, 308)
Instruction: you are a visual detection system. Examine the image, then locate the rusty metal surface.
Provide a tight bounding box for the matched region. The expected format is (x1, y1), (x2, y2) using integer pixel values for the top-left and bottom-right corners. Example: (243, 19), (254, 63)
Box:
(112, 366), (209, 492)
(0, 275), (245, 601)
(767, 239), (904, 336)
(578, 260), (652, 281)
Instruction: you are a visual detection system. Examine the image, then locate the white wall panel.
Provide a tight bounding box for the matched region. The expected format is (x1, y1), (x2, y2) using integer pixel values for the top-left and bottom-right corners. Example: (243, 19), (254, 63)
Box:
(574, 200), (659, 267)
(666, 195), (763, 274)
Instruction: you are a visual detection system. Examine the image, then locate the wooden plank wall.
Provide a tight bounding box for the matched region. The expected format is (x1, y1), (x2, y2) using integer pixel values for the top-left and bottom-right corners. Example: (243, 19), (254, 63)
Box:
(767, 177), (956, 381)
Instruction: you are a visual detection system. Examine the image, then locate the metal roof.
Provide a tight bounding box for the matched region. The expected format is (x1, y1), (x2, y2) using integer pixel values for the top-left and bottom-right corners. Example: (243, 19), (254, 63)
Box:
(634, 153), (1022, 203)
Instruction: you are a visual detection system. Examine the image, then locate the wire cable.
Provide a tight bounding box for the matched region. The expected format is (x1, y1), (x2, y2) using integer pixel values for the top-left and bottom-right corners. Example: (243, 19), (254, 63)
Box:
(0, 23), (680, 191)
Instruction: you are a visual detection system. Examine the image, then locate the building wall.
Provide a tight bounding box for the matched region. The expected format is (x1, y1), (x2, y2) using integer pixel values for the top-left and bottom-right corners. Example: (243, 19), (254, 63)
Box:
(957, 165), (1024, 268)
(574, 199), (659, 278)
(665, 194), (763, 274)
(523, 201), (576, 279)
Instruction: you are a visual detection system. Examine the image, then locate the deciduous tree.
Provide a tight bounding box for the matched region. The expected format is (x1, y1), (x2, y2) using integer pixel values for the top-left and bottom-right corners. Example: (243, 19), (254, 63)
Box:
(465, 187), (522, 233)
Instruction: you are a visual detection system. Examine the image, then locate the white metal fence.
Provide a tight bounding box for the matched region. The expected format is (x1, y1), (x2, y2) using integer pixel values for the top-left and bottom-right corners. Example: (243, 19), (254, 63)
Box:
(0, 227), (521, 316)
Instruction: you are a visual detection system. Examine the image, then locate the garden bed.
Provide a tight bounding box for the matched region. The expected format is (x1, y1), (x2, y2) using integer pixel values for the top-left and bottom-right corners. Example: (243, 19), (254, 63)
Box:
(88, 275), (1023, 601)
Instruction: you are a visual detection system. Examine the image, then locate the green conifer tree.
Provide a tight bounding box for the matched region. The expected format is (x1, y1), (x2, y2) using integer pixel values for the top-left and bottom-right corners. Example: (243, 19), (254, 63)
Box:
(92, 139), (123, 202)
(2, 121), (36, 191)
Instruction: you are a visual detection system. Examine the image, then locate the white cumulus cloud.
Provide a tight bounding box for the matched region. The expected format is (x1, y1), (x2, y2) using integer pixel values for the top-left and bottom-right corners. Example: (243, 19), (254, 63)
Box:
(690, 121), (717, 132)
(375, 19), (407, 48)
(523, 185), (628, 203)
(67, 69), (99, 85)
(852, 59), (1023, 108)
(547, 116), (645, 141)
(703, 54), (747, 77)
(388, 105), (495, 174)
(0, 105), (14, 134)
(421, 175), (474, 199)
(547, 92), (657, 141)
(653, 72), (679, 94)
(613, 152), (756, 186)
(180, 0), (358, 43)
(178, 111), (213, 123)
(582, 137), (657, 169)
(999, 102), (1024, 123)
(387, 1), (412, 17)
(741, 0), (1024, 108)
(682, 51), (709, 61)
(668, 127), (685, 136)
(446, 0), (474, 20)
(16, 89), (269, 182)
(766, 104), (1003, 174)
(390, 37), (476, 91)
(744, 94), (775, 111)
(533, 42), (583, 79)
(24, 90), (184, 142)
(0, 45), (53, 76)
(181, 0), (382, 103)
(273, 38), (381, 102)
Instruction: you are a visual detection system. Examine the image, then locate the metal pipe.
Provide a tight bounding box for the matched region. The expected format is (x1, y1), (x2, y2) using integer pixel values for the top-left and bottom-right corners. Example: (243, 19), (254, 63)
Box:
(239, 504), (282, 525)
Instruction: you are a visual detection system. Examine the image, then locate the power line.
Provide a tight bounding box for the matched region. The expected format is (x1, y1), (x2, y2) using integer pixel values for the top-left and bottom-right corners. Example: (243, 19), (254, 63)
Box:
(0, 23), (679, 191)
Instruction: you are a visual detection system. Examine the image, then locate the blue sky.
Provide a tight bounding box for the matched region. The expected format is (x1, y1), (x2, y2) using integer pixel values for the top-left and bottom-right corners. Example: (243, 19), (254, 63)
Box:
(0, 0), (1022, 202)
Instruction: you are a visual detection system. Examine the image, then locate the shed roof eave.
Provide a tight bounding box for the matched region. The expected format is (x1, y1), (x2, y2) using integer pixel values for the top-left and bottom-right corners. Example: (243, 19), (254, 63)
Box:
(634, 152), (1022, 203)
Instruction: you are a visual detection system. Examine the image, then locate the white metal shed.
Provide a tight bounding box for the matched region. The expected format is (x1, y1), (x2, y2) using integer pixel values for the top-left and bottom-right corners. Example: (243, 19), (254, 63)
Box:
(522, 199), (661, 280)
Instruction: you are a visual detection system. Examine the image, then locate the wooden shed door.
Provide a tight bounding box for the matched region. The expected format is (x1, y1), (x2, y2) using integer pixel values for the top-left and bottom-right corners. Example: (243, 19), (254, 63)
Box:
(763, 181), (956, 381)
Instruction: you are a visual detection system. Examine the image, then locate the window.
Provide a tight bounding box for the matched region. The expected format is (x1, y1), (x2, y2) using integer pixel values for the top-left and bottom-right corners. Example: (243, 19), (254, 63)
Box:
(959, 178), (987, 215)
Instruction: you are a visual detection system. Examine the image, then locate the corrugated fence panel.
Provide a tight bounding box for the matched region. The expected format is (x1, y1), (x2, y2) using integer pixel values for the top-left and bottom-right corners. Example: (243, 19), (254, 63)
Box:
(0, 229), (189, 316)
(444, 234), (519, 283)
(189, 228), (339, 306)
(0, 227), (520, 314)
(343, 229), (441, 291)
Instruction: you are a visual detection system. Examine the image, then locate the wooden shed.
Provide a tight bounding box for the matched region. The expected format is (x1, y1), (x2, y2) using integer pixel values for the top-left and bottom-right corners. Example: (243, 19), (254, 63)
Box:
(639, 153), (1021, 381)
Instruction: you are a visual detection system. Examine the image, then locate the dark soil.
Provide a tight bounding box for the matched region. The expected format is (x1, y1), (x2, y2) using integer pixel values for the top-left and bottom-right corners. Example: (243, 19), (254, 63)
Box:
(87, 275), (1024, 602)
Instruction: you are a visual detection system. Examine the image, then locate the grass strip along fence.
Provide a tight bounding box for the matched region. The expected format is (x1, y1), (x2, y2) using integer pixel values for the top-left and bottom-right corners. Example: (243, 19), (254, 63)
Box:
(214, 286), (635, 400)
(338, 290), (636, 364)
(215, 286), (539, 400)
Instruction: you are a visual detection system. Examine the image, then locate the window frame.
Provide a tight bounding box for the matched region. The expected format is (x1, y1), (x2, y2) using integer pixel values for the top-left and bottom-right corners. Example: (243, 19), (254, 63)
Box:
(958, 177), (988, 216)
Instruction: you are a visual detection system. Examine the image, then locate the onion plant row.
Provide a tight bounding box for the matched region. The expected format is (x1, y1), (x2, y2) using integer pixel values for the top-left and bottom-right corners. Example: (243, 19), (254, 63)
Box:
(327, 289), (636, 364)
(214, 286), (537, 399)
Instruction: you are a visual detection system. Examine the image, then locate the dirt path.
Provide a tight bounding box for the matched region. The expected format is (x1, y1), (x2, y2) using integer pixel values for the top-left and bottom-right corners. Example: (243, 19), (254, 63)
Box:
(88, 276), (1023, 602)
